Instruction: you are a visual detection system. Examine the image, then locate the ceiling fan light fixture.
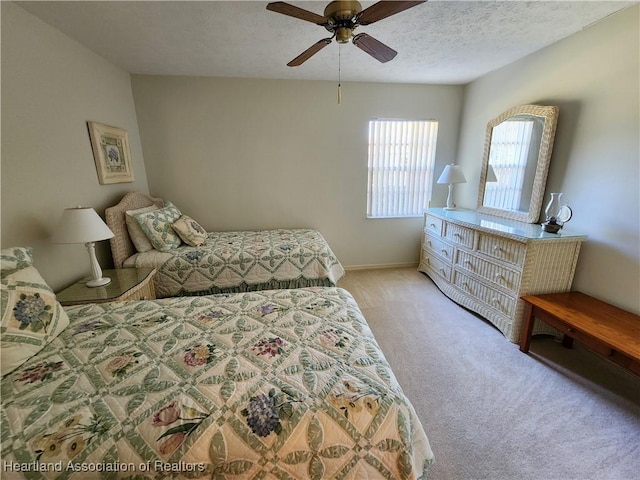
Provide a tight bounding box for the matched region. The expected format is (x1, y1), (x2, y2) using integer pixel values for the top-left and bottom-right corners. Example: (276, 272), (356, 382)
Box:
(336, 27), (352, 43)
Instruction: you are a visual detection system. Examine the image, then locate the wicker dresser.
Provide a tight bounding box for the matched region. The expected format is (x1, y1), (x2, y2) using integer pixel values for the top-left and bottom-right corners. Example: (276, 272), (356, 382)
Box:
(419, 208), (587, 343)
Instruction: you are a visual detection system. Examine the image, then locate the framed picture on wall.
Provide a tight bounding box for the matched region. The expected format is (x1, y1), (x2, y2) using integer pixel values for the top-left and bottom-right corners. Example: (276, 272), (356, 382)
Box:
(87, 121), (134, 184)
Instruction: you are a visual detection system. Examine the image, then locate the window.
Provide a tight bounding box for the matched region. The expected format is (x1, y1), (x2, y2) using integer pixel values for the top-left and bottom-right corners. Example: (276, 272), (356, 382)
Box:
(366, 119), (438, 218)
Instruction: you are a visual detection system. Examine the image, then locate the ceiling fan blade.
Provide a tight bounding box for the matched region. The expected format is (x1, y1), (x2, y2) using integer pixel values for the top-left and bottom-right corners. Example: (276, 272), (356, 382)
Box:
(287, 38), (333, 67)
(352, 33), (397, 63)
(357, 1), (426, 25)
(266, 2), (327, 25)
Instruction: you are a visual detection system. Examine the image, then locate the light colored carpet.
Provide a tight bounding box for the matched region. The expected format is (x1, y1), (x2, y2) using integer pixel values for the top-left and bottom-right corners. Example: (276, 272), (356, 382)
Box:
(338, 267), (640, 480)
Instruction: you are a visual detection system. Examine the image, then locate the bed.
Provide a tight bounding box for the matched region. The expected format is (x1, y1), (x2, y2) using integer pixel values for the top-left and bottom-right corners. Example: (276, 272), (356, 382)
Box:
(1, 247), (433, 479)
(105, 192), (345, 298)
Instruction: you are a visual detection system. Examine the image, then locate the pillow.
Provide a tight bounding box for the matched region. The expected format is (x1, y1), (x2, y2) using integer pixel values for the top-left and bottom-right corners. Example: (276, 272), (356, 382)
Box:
(1, 247), (69, 376)
(125, 204), (159, 253)
(172, 215), (207, 247)
(133, 202), (183, 252)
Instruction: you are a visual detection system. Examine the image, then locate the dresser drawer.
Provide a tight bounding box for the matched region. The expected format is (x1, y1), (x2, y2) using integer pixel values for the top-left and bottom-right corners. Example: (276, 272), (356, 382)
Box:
(423, 234), (454, 262)
(422, 252), (452, 282)
(454, 270), (516, 317)
(456, 250), (521, 292)
(424, 215), (443, 236)
(477, 234), (525, 265)
(444, 222), (474, 248)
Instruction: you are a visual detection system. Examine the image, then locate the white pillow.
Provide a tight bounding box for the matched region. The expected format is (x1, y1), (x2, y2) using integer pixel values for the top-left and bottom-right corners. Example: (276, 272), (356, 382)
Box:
(126, 205), (158, 252)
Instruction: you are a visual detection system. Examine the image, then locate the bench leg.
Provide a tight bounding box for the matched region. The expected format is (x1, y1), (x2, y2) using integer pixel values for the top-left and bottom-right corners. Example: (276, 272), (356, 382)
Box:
(519, 302), (535, 353)
(561, 334), (574, 349)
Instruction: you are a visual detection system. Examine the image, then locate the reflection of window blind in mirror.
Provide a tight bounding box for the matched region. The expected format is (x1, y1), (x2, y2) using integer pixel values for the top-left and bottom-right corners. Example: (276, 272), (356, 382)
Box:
(484, 119), (535, 212)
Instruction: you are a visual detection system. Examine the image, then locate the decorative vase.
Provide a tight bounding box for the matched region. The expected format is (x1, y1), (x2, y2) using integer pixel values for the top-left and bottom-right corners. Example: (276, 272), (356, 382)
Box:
(544, 192), (563, 222)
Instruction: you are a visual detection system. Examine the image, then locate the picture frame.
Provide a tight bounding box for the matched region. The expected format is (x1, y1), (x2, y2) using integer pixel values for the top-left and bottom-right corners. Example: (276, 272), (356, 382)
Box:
(87, 121), (134, 184)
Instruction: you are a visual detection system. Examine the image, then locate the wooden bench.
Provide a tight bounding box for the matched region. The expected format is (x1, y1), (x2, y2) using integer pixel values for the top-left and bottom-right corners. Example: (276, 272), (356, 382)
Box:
(519, 292), (640, 376)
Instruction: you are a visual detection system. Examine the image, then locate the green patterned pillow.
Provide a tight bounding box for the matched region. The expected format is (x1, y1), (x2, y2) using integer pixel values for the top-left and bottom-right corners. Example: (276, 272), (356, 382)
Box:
(172, 215), (207, 247)
(126, 204), (159, 252)
(133, 202), (183, 252)
(1, 247), (70, 376)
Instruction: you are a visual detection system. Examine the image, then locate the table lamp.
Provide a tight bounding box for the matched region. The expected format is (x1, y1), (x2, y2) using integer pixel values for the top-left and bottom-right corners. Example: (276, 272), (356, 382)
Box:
(52, 206), (114, 287)
(437, 164), (467, 210)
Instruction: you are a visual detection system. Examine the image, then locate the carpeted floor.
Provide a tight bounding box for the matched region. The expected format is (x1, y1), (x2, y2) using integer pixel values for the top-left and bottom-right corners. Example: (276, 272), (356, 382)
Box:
(338, 267), (640, 480)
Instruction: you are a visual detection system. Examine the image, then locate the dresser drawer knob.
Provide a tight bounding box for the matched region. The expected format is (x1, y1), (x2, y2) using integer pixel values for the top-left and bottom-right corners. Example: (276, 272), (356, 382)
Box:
(494, 273), (502, 280)
(439, 268), (446, 275)
(454, 233), (461, 238)
(441, 249), (448, 256)
(493, 246), (502, 252)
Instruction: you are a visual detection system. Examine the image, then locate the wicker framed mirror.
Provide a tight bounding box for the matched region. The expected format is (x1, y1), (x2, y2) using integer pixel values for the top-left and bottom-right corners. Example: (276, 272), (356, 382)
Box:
(477, 104), (559, 223)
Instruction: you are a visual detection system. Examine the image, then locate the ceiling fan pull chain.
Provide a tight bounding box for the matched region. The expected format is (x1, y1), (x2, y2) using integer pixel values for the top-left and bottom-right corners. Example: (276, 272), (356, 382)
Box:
(338, 43), (342, 106)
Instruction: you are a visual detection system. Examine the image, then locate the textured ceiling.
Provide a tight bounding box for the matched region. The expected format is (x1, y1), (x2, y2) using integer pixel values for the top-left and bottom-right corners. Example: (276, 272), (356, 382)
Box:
(16, 0), (635, 84)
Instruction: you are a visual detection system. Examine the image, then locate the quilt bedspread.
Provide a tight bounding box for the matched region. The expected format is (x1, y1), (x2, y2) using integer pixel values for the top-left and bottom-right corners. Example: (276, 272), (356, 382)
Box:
(123, 229), (345, 298)
(1, 287), (433, 479)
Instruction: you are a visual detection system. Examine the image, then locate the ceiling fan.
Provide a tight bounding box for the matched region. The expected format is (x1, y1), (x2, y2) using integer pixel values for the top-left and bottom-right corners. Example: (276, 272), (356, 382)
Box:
(266, 1), (426, 66)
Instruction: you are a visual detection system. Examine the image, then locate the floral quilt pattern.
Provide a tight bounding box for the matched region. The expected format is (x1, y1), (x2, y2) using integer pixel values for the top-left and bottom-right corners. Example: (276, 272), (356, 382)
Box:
(125, 229), (345, 298)
(1, 288), (433, 479)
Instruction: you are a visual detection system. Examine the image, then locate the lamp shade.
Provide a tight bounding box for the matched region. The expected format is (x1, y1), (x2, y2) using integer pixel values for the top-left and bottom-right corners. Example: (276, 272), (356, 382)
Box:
(486, 164), (498, 183)
(51, 207), (114, 244)
(437, 164), (467, 184)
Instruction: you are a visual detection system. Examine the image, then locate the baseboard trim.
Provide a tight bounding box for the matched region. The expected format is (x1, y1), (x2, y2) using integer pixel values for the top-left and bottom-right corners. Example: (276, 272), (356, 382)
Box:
(343, 262), (419, 271)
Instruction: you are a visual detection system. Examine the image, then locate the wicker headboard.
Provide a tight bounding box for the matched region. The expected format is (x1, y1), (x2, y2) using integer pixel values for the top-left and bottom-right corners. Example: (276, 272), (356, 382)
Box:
(105, 191), (164, 268)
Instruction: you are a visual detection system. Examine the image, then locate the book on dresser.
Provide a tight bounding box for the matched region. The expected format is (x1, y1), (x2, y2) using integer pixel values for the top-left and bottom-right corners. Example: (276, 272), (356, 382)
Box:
(418, 208), (587, 343)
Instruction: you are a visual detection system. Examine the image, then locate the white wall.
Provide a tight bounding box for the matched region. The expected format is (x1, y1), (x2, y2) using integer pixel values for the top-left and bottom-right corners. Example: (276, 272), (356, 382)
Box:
(1, 2), (149, 291)
(455, 5), (640, 313)
(131, 76), (464, 267)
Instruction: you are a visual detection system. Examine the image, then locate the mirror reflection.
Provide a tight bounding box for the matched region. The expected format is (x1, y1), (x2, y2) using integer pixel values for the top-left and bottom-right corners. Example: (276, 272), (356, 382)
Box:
(483, 114), (545, 212)
(477, 105), (559, 223)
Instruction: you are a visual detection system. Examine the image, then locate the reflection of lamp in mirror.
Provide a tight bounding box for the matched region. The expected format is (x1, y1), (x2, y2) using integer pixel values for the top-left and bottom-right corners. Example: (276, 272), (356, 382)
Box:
(437, 164), (467, 210)
(52, 206), (115, 287)
(486, 164), (498, 183)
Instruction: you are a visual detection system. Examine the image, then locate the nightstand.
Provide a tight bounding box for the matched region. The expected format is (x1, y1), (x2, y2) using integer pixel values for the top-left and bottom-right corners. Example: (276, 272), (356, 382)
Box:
(56, 268), (157, 306)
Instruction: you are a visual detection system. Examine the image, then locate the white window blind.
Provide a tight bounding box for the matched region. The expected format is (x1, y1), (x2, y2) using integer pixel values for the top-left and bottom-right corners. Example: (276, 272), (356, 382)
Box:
(367, 119), (438, 218)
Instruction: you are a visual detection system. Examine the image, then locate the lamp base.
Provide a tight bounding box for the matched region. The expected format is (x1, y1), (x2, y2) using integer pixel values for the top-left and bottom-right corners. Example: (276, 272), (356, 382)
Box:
(86, 277), (111, 288)
(444, 184), (456, 210)
(542, 221), (562, 234)
(84, 241), (111, 287)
